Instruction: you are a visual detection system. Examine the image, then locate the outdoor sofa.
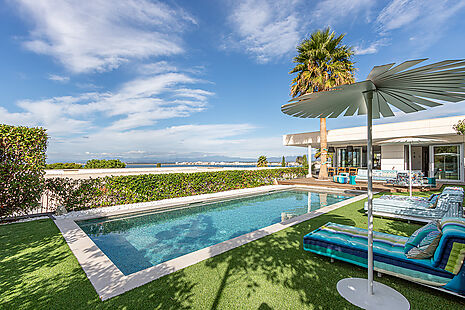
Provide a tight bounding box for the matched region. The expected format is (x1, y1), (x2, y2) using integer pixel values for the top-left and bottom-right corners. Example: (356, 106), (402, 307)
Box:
(303, 217), (465, 296)
(363, 187), (464, 221)
(385, 170), (429, 187)
(355, 169), (398, 183)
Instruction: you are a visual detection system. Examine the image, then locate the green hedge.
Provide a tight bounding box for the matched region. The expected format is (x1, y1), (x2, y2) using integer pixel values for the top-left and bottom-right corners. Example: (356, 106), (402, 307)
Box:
(84, 159), (126, 169)
(1, 125), (47, 218)
(46, 162), (83, 169)
(45, 168), (306, 211)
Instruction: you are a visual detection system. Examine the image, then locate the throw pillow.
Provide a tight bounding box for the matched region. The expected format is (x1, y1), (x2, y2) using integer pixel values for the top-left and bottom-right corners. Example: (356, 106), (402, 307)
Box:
(404, 221), (442, 259)
(404, 220), (440, 254)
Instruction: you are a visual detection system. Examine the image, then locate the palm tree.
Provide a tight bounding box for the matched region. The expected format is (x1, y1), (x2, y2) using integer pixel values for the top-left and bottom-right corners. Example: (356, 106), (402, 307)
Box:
(289, 28), (355, 180)
(257, 155), (268, 167)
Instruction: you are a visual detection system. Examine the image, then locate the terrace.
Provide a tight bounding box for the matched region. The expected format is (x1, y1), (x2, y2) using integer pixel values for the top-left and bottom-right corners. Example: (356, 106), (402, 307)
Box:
(1, 186), (464, 309)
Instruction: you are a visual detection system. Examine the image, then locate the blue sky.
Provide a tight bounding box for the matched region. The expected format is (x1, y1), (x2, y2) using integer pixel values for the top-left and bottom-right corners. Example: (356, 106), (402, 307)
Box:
(1, 0), (465, 163)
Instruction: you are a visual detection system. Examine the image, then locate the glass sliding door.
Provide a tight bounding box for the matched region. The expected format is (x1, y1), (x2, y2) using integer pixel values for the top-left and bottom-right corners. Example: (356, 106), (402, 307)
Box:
(431, 145), (461, 181)
(337, 147), (362, 167)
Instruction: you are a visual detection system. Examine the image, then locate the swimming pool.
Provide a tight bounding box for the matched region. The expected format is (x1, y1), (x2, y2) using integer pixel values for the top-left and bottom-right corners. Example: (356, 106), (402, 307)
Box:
(77, 189), (352, 275)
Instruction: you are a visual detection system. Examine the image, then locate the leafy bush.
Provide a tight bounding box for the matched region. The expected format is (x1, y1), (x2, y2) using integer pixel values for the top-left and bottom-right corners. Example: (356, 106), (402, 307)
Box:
(453, 119), (465, 135)
(46, 162), (83, 169)
(84, 159), (126, 169)
(45, 168), (305, 211)
(0, 125), (47, 218)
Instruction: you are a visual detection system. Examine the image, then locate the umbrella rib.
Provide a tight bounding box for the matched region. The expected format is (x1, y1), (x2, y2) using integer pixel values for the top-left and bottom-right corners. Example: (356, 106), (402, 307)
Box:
(372, 59), (427, 80)
(375, 62), (465, 83)
(379, 87), (465, 102)
(377, 59), (465, 77)
(376, 92), (395, 117)
(390, 90), (442, 107)
(377, 91), (417, 113)
(381, 90), (426, 112)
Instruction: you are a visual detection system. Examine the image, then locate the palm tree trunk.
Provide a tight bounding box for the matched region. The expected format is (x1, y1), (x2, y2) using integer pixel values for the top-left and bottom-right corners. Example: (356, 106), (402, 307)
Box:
(318, 118), (328, 180)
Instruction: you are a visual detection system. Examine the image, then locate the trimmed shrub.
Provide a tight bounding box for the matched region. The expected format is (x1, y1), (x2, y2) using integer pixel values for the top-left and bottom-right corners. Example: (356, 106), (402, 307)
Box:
(84, 159), (126, 169)
(0, 125), (47, 218)
(46, 162), (83, 169)
(45, 167), (305, 211)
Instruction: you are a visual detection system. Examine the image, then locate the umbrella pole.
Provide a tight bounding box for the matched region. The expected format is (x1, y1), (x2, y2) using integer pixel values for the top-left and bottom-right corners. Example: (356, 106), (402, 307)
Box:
(366, 91), (374, 295)
(409, 143), (412, 197)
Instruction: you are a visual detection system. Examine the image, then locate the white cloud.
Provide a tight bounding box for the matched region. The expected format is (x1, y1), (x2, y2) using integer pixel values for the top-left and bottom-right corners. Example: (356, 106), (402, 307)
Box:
(376, 0), (420, 32)
(376, 0), (465, 48)
(48, 74), (69, 82)
(13, 0), (196, 73)
(0, 72), (213, 134)
(138, 61), (178, 75)
(226, 0), (379, 62)
(45, 124), (304, 162)
(0, 69), (299, 161)
(314, 0), (374, 24)
(353, 39), (388, 55)
(226, 0), (302, 63)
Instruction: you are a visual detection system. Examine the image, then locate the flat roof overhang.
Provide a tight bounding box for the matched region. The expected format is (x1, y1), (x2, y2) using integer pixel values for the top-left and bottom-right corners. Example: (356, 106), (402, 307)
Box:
(284, 114), (465, 148)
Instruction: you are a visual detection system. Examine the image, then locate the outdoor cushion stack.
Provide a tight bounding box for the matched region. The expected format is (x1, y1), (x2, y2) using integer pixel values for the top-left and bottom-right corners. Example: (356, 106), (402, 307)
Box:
(364, 186), (464, 220)
(303, 217), (465, 295)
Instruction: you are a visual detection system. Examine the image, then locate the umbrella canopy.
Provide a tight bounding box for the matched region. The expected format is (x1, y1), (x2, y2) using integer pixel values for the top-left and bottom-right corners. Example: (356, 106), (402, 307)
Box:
(379, 137), (446, 196)
(281, 58), (465, 309)
(282, 59), (465, 119)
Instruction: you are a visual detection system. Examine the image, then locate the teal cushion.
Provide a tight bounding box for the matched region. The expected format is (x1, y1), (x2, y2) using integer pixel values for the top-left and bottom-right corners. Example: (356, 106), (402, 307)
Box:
(404, 221), (441, 254)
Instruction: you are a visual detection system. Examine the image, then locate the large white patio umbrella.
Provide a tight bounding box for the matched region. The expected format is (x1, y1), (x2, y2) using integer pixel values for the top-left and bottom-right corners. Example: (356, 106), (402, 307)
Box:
(379, 137), (445, 196)
(282, 58), (465, 309)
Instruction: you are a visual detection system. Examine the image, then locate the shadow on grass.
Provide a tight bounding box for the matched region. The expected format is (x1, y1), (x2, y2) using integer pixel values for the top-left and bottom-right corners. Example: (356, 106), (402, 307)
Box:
(204, 213), (356, 309)
(2, 190), (465, 309)
(200, 198), (465, 309)
(0, 219), (197, 310)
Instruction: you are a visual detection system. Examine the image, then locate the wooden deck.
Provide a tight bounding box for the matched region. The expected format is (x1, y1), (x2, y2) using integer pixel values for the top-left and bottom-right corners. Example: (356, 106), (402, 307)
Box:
(278, 177), (443, 193)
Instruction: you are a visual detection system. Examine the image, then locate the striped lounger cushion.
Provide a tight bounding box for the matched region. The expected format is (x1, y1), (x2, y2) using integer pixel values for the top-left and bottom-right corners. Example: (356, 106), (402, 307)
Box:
(434, 218), (465, 274)
(303, 223), (456, 287)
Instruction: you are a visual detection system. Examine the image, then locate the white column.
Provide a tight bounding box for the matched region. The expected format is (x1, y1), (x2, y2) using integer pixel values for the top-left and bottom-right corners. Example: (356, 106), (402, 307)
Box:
(409, 143), (412, 197)
(308, 144), (312, 178)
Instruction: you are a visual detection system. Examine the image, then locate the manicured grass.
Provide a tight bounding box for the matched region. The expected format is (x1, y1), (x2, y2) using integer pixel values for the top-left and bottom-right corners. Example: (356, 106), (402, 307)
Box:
(1, 189), (465, 309)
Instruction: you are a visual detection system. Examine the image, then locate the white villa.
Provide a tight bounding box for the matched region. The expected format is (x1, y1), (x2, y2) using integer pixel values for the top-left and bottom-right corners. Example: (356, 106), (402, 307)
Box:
(283, 115), (465, 183)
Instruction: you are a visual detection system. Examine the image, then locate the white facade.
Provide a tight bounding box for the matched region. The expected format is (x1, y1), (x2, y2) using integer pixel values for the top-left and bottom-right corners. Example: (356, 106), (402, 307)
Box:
(283, 115), (465, 182)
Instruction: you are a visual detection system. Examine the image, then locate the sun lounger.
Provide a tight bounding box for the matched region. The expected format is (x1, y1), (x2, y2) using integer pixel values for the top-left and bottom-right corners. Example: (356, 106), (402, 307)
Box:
(364, 187), (464, 221)
(303, 218), (465, 296)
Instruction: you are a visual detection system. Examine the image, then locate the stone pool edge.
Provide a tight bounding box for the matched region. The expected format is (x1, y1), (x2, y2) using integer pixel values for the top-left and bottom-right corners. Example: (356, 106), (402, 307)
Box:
(54, 185), (367, 301)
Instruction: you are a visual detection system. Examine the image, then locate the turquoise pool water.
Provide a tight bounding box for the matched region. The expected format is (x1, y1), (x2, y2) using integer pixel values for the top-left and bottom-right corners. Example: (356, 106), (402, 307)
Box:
(77, 190), (351, 275)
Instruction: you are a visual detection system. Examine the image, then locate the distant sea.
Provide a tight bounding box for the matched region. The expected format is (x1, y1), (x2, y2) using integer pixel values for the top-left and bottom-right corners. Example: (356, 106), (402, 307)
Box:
(125, 163), (279, 168)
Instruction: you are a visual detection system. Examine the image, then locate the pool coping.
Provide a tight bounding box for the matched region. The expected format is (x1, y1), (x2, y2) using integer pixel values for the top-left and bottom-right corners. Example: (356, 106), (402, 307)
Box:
(54, 185), (367, 301)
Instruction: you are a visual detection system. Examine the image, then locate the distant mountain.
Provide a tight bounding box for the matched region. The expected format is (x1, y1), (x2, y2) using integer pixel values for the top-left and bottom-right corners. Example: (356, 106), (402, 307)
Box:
(48, 153), (303, 164)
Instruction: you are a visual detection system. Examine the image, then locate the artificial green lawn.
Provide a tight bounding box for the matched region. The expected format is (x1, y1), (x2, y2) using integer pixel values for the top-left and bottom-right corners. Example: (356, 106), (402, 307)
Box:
(1, 189), (465, 309)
